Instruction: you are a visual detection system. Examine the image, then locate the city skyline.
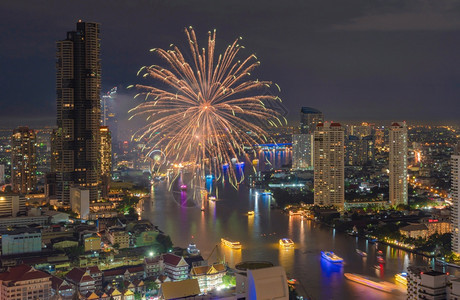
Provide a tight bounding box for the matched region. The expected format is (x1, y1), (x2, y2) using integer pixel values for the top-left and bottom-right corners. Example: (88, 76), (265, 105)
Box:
(2, 1), (460, 128)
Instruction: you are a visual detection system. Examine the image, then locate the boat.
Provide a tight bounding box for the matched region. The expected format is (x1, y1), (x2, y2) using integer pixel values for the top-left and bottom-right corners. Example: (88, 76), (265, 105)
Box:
(395, 272), (407, 285)
(344, 273), (397, 293)
(373, 264), (381, 270)
(209, 196), (217, 201)
(187, 243), (200, 256)
(377, 256), (386, 264)
(279, 238), (294, 248)
(248, 211), (254, 216)
(356, 249), (367, 257)
(221, 238), (242, 249)
(321, 251), (344, 263)
(377, 250), (383, 255)
(180, 184), (187, 191)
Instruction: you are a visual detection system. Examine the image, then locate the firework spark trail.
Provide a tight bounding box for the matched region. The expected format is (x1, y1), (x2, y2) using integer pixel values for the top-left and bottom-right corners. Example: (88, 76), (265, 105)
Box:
(129, 26), (285, 188)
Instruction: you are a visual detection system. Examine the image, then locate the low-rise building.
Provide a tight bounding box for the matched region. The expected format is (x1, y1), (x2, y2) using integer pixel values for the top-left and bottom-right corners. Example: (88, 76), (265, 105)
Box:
(399, 223), (429, 239)
(190, 263), (226, 293)
(144, 256), (163, 278)
(107, 228), (130, 249)
(65, 267), (96, 294)
(162, 253), (189, 281)
(0, 264), (52, 300)
(50, 275), (75, 300)
(84, 234), (102, 252)
(0, 228), (42, 255)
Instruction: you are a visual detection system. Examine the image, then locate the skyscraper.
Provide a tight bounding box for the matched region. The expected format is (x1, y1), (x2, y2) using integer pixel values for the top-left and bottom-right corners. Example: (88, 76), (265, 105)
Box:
(99, 126), (112, 198)
(313, 122), (344, 208)
(300, 107), (323, 134)
(11, 126), (37, 194)
(389, 122), (408, 206)
(451, 145), (460, 254)
(345, 135), (375, 166)
(292, 134), (313, 170)
(53, 21), (101, 204)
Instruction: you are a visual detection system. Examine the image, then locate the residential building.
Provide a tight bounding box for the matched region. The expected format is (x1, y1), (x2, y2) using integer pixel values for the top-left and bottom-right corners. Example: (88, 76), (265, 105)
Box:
(70, 186), (90, 219)
(65, 267), (96, 294)
(452, 145), (460, 254)
(0, 264), (52, 300)
(300, 107), (323, 134)
(406, 266), (431, 300)
(0, 165), (4, 185)
(389, 122), (408, 206)
(345, 135), (375, 166)
(99, 126), (112, 199)
(190, 263), (226, 293)
(0, 194), (26, 217)
(1, 228), (42, 255)
(107, 228), (130, 249)
(103, 266), (144, 284)
(50, 275), (75, 300)
(162, 254), (189, 281)
(351, 122), (374, 138)
(11, 126), (37, 194)
(313, 122), (345, 208)
(84, 234), (101, 252)
(292, 134), (313, 170)
(144, 256), (163, 278)
(53, 21), (101, 205)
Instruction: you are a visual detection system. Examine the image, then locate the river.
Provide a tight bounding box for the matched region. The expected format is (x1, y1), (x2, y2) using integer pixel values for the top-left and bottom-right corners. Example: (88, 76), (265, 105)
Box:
(140, 180), (455, 300)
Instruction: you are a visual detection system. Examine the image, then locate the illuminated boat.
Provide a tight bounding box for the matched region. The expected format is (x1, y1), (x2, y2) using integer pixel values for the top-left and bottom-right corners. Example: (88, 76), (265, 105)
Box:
(356, 249), (367, 257)
(248, 211), (254, 216)
(377, 250), (383, 255)
(395, 272), (407, 285)
(209, 196), (217, 201)
(377, 256), (386, 264)
(180, 184), (187, 191)
(187, 243), (200, 256)
(321, 251), (344, 263)
(279, 238), (294, 248)
(344, 273), (397, 293)
(221, 238), (242, 249)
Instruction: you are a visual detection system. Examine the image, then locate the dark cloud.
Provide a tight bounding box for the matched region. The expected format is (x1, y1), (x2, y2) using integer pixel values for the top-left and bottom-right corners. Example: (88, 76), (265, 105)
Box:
(1, 0), (460, 127)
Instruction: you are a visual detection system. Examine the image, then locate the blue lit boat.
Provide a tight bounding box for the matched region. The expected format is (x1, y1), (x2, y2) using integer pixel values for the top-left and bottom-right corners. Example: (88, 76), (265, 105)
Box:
(395, 272), (407, 285)
(321, 251), (344, 263)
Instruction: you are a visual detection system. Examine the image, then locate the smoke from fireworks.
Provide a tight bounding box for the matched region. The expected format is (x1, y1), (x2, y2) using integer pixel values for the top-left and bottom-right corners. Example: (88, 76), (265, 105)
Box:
(129, 27), (285, 187)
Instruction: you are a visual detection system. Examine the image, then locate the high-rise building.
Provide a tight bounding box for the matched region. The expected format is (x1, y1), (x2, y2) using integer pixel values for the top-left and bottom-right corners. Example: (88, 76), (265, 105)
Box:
(345, 135), (375, 166)
(300, 107), (323, 134)
(11, 126), (37, 194)
(99, 126), (112, 198)
(0, 164), (5, 185)
(389, 122), (408, 206)
(351, 122), (374, 138)
(313, 122), (344, 208)
(292, 134), (313, 170)
(451, 145), (460, 254)
(53, 21), (101, 204)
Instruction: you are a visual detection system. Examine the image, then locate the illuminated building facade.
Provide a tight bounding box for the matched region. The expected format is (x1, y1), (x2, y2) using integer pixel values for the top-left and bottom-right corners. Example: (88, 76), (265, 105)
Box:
(345, 135), (375, 166)
(0, 194), (26, 217)
(389, 122), (408, 206)
(99, 126), (112, 198)
(53, 21), (101, 204)
(300, 107), (323, 134)
(11, 126), (37, 194)
(313, 122), (344, 208)
(451, 146), (460, 254)
(292, 134), (313, 170)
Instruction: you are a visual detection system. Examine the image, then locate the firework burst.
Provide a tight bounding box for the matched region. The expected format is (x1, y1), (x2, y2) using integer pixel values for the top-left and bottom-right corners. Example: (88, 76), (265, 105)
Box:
(129, 27), (285, 187)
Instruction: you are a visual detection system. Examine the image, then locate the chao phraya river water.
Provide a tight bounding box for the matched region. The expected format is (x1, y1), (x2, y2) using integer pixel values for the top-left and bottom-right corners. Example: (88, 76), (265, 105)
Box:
(141, 181), (455, 300)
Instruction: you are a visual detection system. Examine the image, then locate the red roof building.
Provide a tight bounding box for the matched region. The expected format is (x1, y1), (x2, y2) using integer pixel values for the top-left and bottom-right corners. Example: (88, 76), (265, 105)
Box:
(0, 264), (52, 300)
(65, 267), (96, 294)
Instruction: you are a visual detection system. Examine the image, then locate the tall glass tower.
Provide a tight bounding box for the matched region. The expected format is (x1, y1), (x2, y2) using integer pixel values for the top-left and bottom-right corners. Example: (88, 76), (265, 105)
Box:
(52, 21), (101, 204)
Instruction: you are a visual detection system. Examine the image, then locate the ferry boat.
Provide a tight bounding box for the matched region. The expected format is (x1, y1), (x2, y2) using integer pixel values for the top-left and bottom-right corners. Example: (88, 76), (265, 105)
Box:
(248, 211), (254, 216)
(321, 251), (344, 263)
(377, 256), (386, 264)
(187, 243), (200, 256)
(395, 272), (408, 285)
(221, 238), (242, 249)
(356, 249), (367, 257)
(377, 250), (383, 256)
(344, 273), (397, 293)
(279, 238), (294, 248)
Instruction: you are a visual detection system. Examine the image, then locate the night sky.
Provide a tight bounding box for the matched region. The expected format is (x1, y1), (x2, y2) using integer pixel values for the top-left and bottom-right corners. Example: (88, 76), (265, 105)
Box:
(1, 0), (460, 128)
